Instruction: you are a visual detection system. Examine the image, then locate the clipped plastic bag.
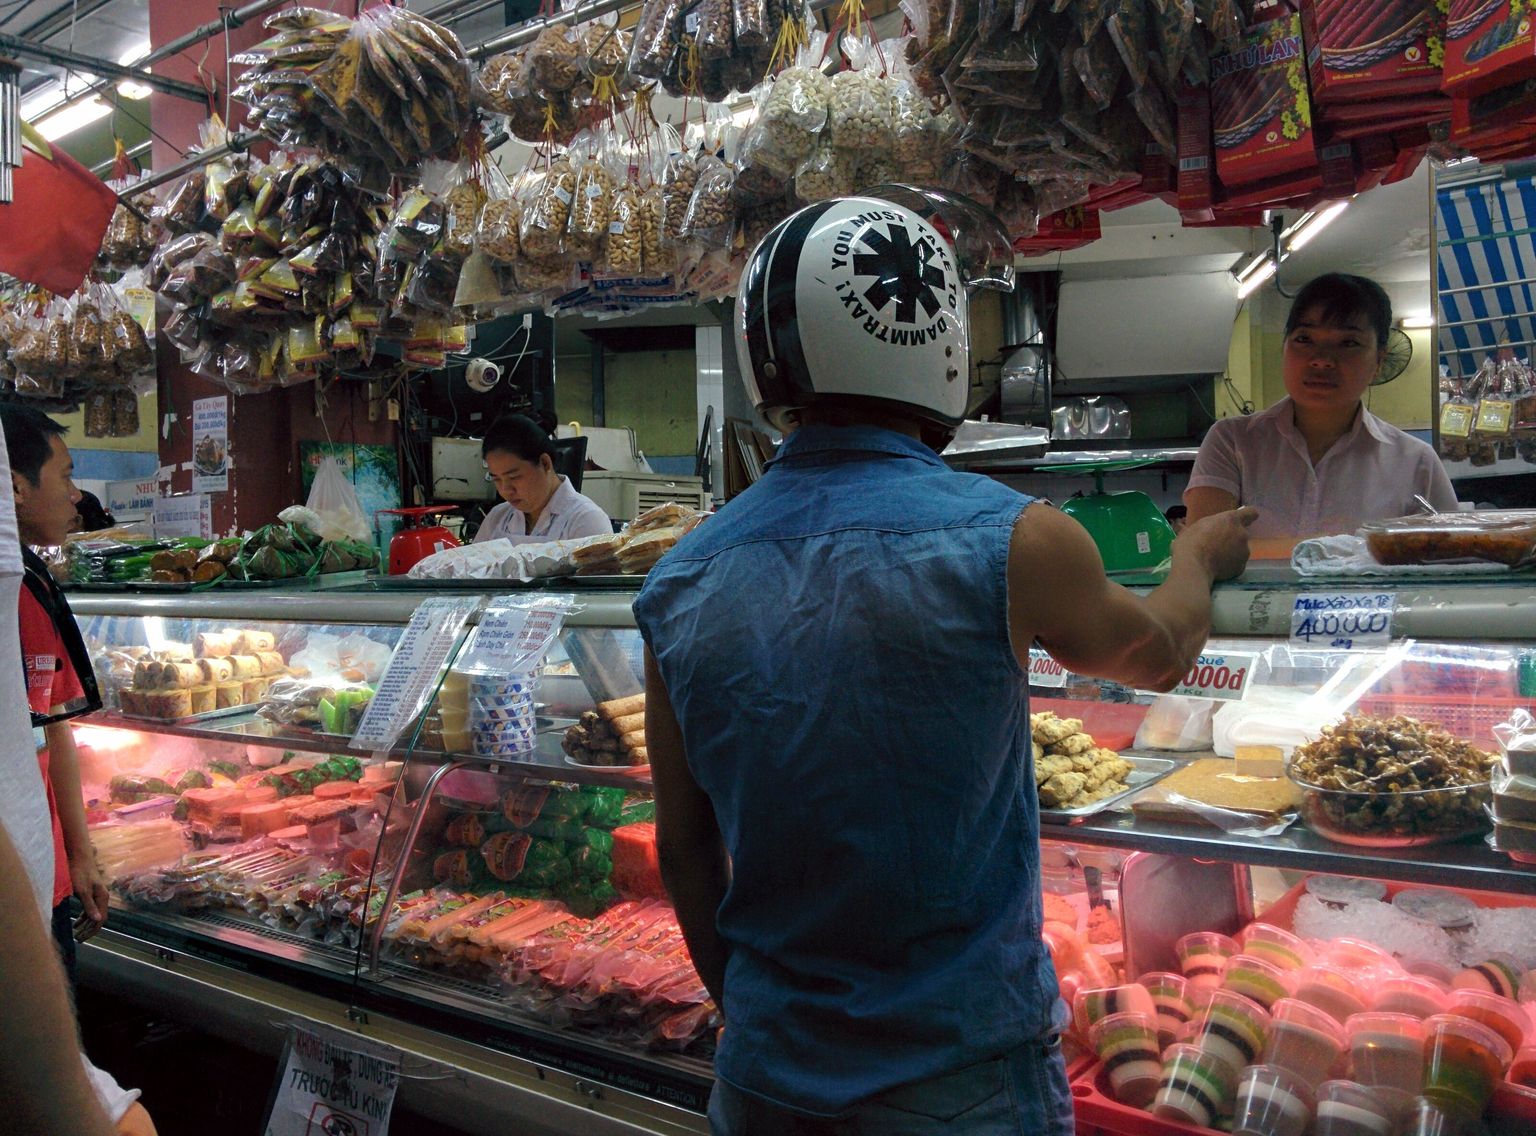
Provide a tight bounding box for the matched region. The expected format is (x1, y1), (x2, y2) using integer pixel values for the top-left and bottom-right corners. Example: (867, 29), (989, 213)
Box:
(638, 182), (672, 275)
(473, 163), (521, 265)
(302, 461), (369, 550)
(697, 0), (735, 60)
(733, 0), (772, 48)
(629, 0), (687, 80)
(828, 38), (894, 153)
(567, 139), (616, 253)
(521, 158), (577, 259)
(682, 156), (736, 249)
(579, 18), (631, 100)
(604, 180), (644, 275)
(529, 19), (581, 94)
(758, 47), (832, 170)
(659, 146), (700, 248)
(475, 50), (524, 114)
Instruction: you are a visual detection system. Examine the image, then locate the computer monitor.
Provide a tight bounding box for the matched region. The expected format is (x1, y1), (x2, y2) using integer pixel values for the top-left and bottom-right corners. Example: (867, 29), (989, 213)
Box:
(551, 435), (589, 492)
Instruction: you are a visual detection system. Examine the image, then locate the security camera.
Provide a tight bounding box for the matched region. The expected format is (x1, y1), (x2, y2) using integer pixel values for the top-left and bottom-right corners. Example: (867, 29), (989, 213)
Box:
(465, 357), (502, 393)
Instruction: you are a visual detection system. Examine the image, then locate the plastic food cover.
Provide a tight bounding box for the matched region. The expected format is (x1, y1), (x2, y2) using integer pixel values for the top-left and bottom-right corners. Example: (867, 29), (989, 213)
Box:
(1361, 509), (1536, 568)
(864, 183), (1017, 292)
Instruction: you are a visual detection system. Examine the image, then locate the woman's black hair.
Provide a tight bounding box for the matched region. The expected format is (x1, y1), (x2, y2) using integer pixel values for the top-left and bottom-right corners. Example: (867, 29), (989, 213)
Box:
(1284, 273), (1393, 350)
(481, 414), (557, 463)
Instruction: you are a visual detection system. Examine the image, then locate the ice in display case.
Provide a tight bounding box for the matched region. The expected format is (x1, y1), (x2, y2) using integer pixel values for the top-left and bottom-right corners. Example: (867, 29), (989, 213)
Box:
(62, 572), (1536, 1135)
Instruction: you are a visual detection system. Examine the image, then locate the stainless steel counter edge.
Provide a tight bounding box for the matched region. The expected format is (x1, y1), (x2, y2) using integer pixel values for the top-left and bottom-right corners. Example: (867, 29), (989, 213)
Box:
(67, 589), (641, 628)
(80, 932), (707, 1136)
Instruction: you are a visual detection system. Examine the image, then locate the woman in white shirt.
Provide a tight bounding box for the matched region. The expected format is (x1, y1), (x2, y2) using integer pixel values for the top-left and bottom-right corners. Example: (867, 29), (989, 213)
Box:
(473, 415), (612, 544)
(1185, 273), (1457, 543)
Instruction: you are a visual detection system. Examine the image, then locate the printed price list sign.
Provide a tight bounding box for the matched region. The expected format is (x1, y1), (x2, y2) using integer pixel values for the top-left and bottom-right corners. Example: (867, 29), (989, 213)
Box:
(350, 596), (480, 752)
(1290, 591), (1397, 650)
(457, 600), (564, 675)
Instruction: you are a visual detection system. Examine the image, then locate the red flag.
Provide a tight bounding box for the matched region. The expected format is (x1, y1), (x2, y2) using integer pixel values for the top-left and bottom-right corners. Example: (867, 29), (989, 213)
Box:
(0, 123), (116, 295)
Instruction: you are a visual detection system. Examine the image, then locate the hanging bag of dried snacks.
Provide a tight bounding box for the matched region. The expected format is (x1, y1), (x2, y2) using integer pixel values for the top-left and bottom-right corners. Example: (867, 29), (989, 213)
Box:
(567, 134), (616, 262)
(681, 154), (737, 250)
(629, 0), (688, 80)
(828, 36), (896, 154)
(529, 18), (581, 94)
(794, 134), (854, 202)
(520, 154), (577, 259)
(758, 33), (832, 171)
(474, 161), (522, 266)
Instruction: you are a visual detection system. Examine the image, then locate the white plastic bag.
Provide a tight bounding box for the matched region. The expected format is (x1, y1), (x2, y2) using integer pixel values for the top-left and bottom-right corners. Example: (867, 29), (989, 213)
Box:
(1133, 695), (1216, 751)
(303, 456), (370, 543)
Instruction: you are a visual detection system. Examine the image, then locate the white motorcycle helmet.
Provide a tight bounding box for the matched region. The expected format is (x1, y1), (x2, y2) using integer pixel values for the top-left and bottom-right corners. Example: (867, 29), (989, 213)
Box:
(735, 184), (1016, 450)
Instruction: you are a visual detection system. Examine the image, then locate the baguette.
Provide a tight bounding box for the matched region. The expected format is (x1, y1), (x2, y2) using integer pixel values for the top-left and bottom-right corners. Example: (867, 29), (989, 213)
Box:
(597, 693), (646, 721)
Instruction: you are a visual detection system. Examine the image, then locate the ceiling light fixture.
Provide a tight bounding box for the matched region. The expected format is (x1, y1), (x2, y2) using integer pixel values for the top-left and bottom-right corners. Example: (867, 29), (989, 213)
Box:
(1235, 257), (1278, 300)
(1399, 313), (1435, 329)
(1285, 199), (1350, 252)
(1230, 197), (1353, 300)
(35, 97), (112, 141)
(116, 40), (153, 100)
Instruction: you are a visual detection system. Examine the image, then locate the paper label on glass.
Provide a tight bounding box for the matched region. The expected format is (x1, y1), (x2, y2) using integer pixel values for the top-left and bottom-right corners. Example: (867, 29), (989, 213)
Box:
(263, 1022), (400, 1136)
(351, 596), (480, 752)
(1167, 652), (1256, 701)
(456, 597), (569, 676)
(1290, 591), (1396, 649)
(1027, 649), (1068, 689)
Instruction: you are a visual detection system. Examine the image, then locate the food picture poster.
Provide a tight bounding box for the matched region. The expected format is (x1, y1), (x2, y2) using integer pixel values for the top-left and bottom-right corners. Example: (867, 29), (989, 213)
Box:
(299, 442), (402, 549)
(191, 396), (228, 493)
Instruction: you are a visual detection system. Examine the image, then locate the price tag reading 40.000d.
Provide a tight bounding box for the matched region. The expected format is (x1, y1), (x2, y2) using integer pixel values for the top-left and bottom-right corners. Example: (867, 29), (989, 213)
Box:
(1166, 652), (1256, 701)
(1290, 591), (1397, 650)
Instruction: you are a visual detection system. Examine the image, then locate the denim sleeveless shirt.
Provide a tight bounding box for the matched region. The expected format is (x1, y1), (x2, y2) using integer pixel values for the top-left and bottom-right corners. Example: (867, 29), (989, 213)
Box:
(633, 424), (1058, 1116)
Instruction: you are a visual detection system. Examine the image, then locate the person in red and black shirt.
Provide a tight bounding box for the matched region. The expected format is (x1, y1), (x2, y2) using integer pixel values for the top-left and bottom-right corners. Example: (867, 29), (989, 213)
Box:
(2, 405), (107, 978)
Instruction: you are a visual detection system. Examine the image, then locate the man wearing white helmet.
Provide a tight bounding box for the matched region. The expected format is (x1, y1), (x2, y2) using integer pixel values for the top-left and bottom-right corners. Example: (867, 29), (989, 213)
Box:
(634, 188), (1256, 1134)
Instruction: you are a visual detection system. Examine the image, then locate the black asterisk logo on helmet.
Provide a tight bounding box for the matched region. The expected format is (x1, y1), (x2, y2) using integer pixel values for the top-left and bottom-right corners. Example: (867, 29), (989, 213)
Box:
(852, 223), (945, 326)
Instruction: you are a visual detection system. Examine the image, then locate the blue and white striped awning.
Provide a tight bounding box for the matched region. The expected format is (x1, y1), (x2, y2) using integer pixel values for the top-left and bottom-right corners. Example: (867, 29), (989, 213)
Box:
(1436, 176), (1536, 380)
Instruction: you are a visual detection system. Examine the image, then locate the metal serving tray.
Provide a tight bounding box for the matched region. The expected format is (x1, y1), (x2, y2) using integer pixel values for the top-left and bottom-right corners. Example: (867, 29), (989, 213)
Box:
(1039, 754), (1180, 824)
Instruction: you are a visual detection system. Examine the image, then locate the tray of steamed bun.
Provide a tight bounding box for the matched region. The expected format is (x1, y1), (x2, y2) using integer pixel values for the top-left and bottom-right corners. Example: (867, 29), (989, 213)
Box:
(113, 629), (293, 722)
(1062, 873), (1536, 1136)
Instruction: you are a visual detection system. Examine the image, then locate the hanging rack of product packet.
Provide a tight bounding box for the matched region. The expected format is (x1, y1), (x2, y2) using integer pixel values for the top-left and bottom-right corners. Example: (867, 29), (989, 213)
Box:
(117, 0), (859, 202)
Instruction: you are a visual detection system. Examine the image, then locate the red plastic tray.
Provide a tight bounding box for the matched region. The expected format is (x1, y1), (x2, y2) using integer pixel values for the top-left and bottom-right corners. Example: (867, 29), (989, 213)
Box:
(1258, 875), (1536, 929)
(1031, 697), (1149, 753)
(1353, 693), (1526, 753)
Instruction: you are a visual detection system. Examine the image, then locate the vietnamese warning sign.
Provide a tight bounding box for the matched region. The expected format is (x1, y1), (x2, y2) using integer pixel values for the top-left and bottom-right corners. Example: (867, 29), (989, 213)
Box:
(264, 1023), (401, 1136)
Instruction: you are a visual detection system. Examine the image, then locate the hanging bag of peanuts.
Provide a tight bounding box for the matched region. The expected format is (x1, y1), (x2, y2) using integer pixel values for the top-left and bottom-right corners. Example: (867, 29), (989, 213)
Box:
(628, 0), (688, 80)
(579, 18), (633, 104)
(567, 135), (616, 262)
(474, 49), (523, 115)
(473, 161), (522, 265)
(681, 154), (737, 250)
(528, 18), (581, 94)
(520, 153), (577, 259)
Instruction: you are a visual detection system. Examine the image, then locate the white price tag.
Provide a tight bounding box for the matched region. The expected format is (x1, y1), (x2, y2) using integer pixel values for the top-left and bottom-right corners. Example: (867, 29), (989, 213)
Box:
(351, 597), (480, 752)
(1290, 591), (1397, 650)
(1166, 652), (1256, 701)
(1027, 648), (1068, 689)
(264, 1023), (400, 1136)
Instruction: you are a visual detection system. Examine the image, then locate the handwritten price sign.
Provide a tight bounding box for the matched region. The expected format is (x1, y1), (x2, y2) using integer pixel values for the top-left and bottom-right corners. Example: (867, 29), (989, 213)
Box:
(1290, 591), (1397, 650)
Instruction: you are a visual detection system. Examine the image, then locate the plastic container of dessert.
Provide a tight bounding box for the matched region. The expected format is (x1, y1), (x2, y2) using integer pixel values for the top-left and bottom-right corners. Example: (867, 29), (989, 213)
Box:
(1360, 509), (1536, 567)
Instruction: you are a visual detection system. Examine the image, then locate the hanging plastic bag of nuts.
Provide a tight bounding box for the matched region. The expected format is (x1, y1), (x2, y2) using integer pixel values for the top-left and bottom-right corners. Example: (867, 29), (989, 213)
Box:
(696, 0), (735, 61)
(111, 390), (140, 438)
(83, 391), (113, 438)
(682, 155), (737, 249)
(474, 162), (522, 265)
(659, 146), (701, 249)
(440, 156), (491, 262)
(520, 155), (577, 259)
(579, 18), (632, 101)
(828, 37), (896, 153)
(639, 181), (671, 276)
(629, 0), (688, 80)
(757, 36), (832, 171)
(733, 119), (794, 205)
(732, 0), (772, 50)
(604, 176), (645, 276)
(794, 135), (854, 203)
(528, 19), (582, 95)
(567, 135), (616, 261)
(474, 50), (524, 114)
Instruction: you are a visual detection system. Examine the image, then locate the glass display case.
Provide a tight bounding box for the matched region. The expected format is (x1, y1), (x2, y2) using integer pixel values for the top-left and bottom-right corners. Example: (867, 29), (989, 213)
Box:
(64, 570), (1536, 1136)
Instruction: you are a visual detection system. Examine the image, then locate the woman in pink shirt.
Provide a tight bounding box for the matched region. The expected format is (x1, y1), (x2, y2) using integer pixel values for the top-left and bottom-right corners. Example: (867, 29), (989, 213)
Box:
(1185, 273), (1456, 543)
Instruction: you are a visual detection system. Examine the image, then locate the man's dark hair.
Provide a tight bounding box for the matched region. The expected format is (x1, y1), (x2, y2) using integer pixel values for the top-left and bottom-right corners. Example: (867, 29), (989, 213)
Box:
(1285, 273), (1393, 350)
(75, 490), (115, 532)
(481, 414), (557, 463)
(0, 403), (68, 486)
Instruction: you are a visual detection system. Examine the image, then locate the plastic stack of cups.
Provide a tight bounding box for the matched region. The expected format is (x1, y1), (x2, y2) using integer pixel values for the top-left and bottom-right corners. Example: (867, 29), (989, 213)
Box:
(1142, 971), (1193, 1050)
(1176, 931), (1239, 989)
(1263, 997), (1349, 1083)
(1397, 1096), (1467, 1136)
(1444, 988), (1528, 1054)
(1421, 1013), (1513, 1125)
(469, 673), (539, 757)
(1450, 954), (1524, 997)
(1510, 1045), (1536, 1088)
(1088, 1012), (1163, 1108)
(1221, 953), (1290, 1010)
(1152, 1043), (1237, 1128)
(1313, 1080), (1394, 1136)
(1072, 983), (1156, 1039)
(1372, 975), (1451, 1020)
(1346, 1012), (1427, 1120)
(1232, 1064), (1315, 1136)
(1194, 989), (1272, 1075)
(1291, 964), (1371, 1025)
(1239, 923), (1314, 971)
